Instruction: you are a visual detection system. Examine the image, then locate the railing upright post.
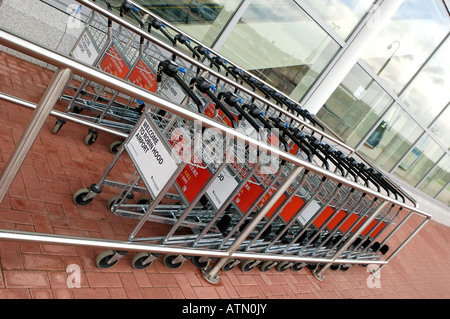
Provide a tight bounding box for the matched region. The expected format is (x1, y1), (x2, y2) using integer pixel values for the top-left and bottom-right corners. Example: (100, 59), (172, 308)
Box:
(0, 68), (72, 204)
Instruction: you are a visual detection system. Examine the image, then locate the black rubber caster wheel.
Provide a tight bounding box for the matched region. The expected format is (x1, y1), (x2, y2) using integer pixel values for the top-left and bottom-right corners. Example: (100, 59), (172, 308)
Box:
(52, 119), (66, 134)
(72, 106), (84, 114)
(137, 197), (151, 205)
(221, 259), (238, 272)
(277, 261), (291, 272)
(132, 252), (154, 270)
(84, 129), (98, 146)
(107, 196), (122, 210)
(340, 265), (350, 271)
(259, 260), (275, 272)
(291, 263), (304, 271)
(380, 244), (389, 255)
(191, 256), (209, 269)
(330, 264), (340, 271)
(73, 188), (93, 206)
(109, 140), (124, 154)
(163, 255), (184, 269)
(240, 260), (256, 272)
(96, 250), (121, 269)
(307, 263), (317, 270)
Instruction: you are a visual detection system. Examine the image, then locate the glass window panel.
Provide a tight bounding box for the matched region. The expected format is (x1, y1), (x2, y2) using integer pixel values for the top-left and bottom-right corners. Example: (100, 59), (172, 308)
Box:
(316, 64), (394, 147)
(418, 155), (450, 198)
(436, 183), (450, 206)
(430, 105), (450, 150)
(301, 0), (374, 40)
(133, 0), (244, 47)
(217, 0), (340, 99)
(361, 0), (449, 94)
(359, 104), (424, 172)
(393, 135), (445, 186)
(400, 38), (450, 127)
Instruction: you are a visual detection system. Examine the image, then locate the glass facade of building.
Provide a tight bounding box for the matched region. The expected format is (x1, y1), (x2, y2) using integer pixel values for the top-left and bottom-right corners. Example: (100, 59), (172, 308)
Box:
(113, 0), (450, 207)
(15, 0), (450, 207)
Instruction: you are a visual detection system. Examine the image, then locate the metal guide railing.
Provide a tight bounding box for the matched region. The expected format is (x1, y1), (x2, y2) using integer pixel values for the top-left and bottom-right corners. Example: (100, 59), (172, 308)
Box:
(0, 27), (429, 215)
(0, 21), (431, 283)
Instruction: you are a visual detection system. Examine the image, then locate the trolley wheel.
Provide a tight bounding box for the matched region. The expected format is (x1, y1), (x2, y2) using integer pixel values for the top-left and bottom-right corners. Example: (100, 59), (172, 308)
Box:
(191, 256), (209, 269)
(131, 252), (154, 270)
(340, 265), (350, 271)
(370, 242), (381, 252)
(379, 244), (389, 255)
(276, 261), (291, 272)
(109, 140), (124, 154)
(240, 259), (256, 272)
(84, 129), (98, 146)
(72, 106), (84, 114)
(96, 250), (119, 269)
(73, 188), (93, 206)
(259, 260), (275, 272)
(137, 197), (151, 205)
(306, 263), (317, 270)
(291, 263), (304, 271)
(330, 264), (340, 271)
(107, 196), (122, 210)
(221, 259), (238, 272)
(163, 255), (184, 269)
(52, 119), (66, 134)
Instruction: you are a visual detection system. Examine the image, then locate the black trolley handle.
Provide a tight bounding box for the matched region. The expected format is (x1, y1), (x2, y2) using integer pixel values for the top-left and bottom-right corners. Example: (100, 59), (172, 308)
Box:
(304, 135), (349, 177)
(148, 17), (176, 45)
(190, 77), (237, 128)
(242, 104), (290, 153)
(174, 34), (201, 60)
(157, 60), (204, 113)
(269, 117), (315, 164)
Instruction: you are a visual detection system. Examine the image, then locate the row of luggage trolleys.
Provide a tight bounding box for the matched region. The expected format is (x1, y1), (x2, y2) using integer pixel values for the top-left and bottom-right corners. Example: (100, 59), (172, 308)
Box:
(59, 1), (414, 279)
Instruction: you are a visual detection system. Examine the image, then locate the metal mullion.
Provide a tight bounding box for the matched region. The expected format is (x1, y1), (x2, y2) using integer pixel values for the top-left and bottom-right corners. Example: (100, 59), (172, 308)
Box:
(292, 0), (346, 47)
(415, 153), (448, 188)
(434, 181), (449, 200)
(210, 0), (254, 51)
(397, 32), (449, 98)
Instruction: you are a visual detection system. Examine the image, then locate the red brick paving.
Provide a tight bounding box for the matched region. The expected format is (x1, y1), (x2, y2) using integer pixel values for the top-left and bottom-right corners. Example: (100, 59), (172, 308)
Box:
(0, 51), (450, 300)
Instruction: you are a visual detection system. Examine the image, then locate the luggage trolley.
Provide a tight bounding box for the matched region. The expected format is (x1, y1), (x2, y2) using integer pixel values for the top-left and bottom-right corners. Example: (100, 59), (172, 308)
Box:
(72, 94), (294, 270)
(203, 101), (404, 273)
(55, 4), (165, 149)
(69, 0), (419, 275)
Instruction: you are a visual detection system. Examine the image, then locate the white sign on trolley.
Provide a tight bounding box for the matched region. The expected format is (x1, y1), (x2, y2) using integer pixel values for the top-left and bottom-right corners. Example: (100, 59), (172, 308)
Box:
(72, 31), (99, 66)
(125, 115), (180, 198)
(206, 167), (239, 210)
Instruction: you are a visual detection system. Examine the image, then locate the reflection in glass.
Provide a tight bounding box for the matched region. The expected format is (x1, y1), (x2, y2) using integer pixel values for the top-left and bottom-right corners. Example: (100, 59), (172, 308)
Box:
(359, 104), (424, 172)
(134, 0), (243, 47)
(217, 0), (340, 99)
(436, 184), (450, 206)
(361, 0), (449, 94)
(418, 156), (450, 199)
(316, 64), (393, 147)
(430, 104), (450, 150)
(400, 38), (450, 127)
(393, 135), (445, 186)
(301, 0), (374, 40)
